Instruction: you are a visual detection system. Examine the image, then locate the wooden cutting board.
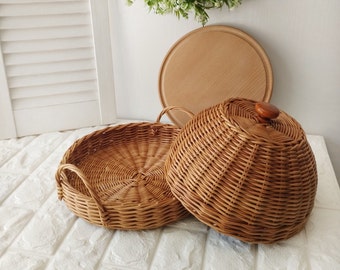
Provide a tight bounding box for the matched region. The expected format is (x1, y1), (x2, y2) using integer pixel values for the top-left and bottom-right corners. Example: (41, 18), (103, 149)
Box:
(159, 25), (273, 127)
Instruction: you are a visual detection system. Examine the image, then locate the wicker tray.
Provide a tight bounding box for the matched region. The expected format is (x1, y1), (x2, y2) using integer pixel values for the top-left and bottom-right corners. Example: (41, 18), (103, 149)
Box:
(55, 107), (193, 230)
(165, 98), (318, 243)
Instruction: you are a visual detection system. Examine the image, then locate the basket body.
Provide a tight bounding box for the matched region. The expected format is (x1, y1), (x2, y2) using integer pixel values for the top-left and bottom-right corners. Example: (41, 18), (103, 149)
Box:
(165, 98), (318, 243)
(56, 121), (190, 230)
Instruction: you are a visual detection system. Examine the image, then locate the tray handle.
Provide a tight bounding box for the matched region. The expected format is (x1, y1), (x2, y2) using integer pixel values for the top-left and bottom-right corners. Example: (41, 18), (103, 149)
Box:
(156, 106), (195, 124)
(56, 163), (107, 224)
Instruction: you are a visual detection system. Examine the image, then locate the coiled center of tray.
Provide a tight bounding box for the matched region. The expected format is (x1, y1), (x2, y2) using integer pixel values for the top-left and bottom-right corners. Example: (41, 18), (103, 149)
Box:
(73, 145), (174, 204)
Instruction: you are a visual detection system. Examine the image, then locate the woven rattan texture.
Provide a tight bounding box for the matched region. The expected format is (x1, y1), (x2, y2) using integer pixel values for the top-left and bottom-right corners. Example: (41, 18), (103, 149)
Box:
(165, 98), (318, 243)
(56, 121), (190, 230)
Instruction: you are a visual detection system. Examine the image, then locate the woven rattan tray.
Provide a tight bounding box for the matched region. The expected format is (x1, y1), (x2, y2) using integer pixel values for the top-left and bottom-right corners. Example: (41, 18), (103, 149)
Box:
(56, 107), (193, 230)
(165, 98), (318, 243)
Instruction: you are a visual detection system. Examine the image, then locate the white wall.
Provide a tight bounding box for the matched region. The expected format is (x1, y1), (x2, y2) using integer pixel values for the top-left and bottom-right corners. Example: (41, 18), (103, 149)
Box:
(109, 0), (340, 183)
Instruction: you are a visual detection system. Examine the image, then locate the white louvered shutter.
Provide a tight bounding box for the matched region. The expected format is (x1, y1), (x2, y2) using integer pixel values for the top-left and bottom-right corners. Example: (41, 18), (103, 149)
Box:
(0, 0), (116, 139)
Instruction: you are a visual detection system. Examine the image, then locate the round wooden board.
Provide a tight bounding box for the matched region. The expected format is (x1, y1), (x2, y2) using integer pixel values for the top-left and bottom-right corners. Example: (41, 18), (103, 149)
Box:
(159, 25), (273, 127)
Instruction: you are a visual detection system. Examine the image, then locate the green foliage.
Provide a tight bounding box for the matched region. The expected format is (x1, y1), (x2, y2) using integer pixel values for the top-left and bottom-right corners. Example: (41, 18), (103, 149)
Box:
(127, 0), (242, 25)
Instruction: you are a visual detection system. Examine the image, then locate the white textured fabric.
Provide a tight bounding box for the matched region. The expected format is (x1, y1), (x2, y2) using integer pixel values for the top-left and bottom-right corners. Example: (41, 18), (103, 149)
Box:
(0, 122), (339, 270)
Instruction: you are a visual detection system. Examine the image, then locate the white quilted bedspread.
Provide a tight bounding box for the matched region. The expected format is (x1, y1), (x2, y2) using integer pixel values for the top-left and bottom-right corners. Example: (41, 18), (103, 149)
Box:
(0, 121), (340, 270)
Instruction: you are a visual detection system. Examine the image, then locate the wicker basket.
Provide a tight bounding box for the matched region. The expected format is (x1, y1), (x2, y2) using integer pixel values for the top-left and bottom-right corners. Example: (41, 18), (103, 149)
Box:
(165, 98), (318, 243)
(55, 107), (193, 230)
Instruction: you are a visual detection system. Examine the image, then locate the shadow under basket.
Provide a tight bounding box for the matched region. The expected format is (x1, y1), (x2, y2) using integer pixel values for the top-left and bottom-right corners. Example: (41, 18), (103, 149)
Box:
(55, 107), (193, 230)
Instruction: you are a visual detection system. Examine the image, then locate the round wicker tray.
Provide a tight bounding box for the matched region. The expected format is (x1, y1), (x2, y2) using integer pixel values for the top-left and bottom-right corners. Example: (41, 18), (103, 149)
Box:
(56, 107), (193, 230)
(165, 98), (318, 243)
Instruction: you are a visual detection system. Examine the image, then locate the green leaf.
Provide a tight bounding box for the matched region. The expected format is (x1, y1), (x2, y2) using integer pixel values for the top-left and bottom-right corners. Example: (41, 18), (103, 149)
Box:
(127, 0), (242, 25)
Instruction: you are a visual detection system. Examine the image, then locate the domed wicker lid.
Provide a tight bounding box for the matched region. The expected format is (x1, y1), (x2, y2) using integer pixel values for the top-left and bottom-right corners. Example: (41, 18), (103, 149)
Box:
(165, 98), (317, 244)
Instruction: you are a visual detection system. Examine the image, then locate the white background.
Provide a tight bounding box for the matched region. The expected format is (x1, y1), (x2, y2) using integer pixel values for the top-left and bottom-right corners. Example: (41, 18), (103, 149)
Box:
(109, 0), (340, 182)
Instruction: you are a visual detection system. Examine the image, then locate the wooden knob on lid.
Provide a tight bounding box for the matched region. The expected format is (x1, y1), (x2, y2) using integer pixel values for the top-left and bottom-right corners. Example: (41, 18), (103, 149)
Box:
(255, 102), (280, 122)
